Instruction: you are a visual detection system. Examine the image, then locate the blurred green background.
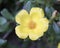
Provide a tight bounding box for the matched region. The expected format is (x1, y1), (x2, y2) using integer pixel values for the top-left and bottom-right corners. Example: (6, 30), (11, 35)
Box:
(0, 0), (60, 48)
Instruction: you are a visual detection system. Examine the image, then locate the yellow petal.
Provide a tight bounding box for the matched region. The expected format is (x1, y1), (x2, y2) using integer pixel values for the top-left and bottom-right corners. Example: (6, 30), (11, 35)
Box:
(29, 29), (44, 40)
(15, 9), (29, 24)
(39, 18), (49, 32)
(21, 15), (31, 27)
(58, 43), (60, 48)
(30, 7), (44, 19)
(15, 25), (29, 39)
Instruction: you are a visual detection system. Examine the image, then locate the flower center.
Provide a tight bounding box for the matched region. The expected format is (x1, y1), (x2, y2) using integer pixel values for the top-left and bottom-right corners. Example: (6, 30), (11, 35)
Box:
(28, 21), (36, 29)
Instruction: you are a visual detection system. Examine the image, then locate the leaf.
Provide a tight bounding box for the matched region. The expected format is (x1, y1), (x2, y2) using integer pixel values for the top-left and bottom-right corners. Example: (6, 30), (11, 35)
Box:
(0, 17), (7, 25)
(23, 1), (32, 12)
(48, 0), (56, 4)
(53, 22), (60, 34)
(31, 0), (44, 4)
(45, 6), (55, 18)
(1, 9), (14, 21)
(46, 24), (56, 44)
(0, 39), (7, 46)
(0, 22), (9, 33)
(0, 17), (9, 33)
(19, 0), (25, 2)
(36, 0), (45, 4)
(53, 22), (60, 41)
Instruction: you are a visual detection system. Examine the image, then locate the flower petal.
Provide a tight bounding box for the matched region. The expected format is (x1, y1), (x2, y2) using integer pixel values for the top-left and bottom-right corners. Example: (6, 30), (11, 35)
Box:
(58, 43), (60, 48)
(39, 18), (49, 32)
(21, 15), (31, 27)
(15, 25), (29, 39)
(30, 7), (44, 19)
(29, 28), (44, 40)
(15, 9), (29, 24)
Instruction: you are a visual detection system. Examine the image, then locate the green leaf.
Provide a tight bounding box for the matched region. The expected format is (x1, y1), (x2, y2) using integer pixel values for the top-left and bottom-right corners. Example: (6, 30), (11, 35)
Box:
(19, 0), (25, 2)
(1, 9), (14, 21)
(45, 6), (55, 18)
(31, 0), (44, 4)
(36, 0), (45, 4)
(0, 17), (7, 25)
(46, 24), (56, 44)
(0, 22), (9, 33)
(0, 17), (9, 33)
(0, 39), (7, 46)
(23, 1), (32, 12)
(53, 22), (60, 34)
(48, 0), (56, 5)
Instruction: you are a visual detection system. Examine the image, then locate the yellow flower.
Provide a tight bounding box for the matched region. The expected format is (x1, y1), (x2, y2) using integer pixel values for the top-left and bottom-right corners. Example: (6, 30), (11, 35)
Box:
(58, 43), (60, 48)
(15, 7), (49, 40)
